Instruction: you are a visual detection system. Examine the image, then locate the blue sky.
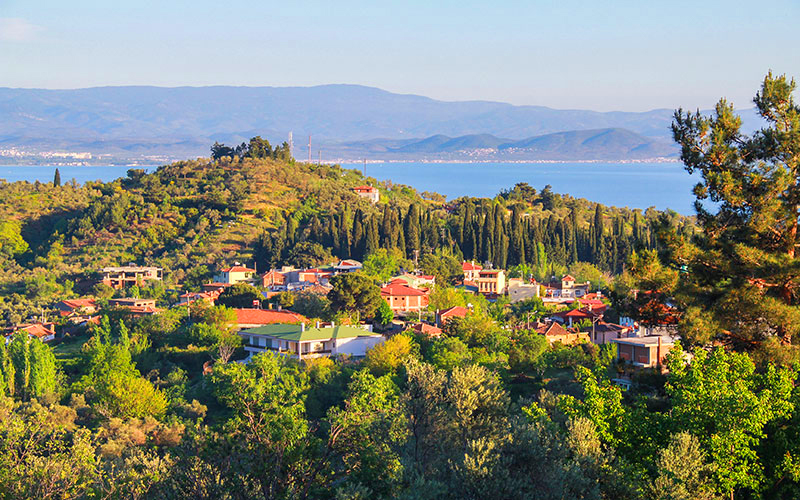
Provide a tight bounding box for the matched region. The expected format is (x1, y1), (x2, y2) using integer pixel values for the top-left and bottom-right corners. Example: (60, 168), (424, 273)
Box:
(1, 0), (797, 111)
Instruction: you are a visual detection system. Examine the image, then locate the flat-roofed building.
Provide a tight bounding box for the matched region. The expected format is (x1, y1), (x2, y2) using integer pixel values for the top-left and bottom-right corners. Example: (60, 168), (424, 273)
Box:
(101, 266), (163, 289)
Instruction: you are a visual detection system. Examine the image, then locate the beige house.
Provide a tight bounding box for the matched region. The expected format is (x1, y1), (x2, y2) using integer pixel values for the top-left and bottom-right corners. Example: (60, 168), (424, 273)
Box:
(474, 269), (506, 297)
(213, 266), (257, 285)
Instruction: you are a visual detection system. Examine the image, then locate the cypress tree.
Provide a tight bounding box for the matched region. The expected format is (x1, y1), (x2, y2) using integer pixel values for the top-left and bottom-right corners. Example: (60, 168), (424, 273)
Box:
(53, 168), (61, 187)
(365, 217), (380, 257)
(404, 204), (420, 257)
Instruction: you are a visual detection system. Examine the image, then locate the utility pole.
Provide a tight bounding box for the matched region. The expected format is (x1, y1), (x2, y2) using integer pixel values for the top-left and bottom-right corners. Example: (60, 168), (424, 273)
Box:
(318, 150), (321, 166)
(363, 158), (366, 177)
(288, 131), (293, 159)
(307, 135), (311, 164)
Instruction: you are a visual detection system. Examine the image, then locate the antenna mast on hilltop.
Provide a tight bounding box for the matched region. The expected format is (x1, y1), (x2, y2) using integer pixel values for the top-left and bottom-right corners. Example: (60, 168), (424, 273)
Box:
(288, 131), (293, 159)
(308, 135), (312, 164)
(363, 158), (366, 177)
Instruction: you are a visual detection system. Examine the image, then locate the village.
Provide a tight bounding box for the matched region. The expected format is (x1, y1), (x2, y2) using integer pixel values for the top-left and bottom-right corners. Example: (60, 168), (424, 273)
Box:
(7, 240), (679, 385)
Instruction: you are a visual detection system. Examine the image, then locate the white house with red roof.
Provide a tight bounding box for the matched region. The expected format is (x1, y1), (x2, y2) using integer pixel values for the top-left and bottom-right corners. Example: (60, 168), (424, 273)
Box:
(5, 322), (57, 343)
(334, 260), (363, 273)
(462, 261), (483, 281)
(212, 265), (257, 285)
(353, 185), (380, 203)
(544, 274), (591, 299)
(381, 280), (429, 313)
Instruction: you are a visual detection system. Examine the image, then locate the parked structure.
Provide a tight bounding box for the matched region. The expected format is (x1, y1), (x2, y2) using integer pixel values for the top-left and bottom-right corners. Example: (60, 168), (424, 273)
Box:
(240, 323), (385, 360)
(101, 266), (163, 289)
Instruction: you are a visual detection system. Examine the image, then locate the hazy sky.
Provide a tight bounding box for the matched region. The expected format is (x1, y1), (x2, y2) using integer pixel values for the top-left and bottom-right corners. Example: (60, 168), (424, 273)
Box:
(1, 0), (798, 111)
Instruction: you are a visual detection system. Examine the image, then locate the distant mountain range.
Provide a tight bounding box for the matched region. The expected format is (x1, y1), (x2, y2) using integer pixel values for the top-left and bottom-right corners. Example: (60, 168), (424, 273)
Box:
(329, 128), (677, 161)
(0, 84), (762, 163)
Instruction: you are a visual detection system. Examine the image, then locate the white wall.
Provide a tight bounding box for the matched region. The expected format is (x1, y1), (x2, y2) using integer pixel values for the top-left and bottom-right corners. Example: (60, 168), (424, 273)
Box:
(334, 335), (385, 357)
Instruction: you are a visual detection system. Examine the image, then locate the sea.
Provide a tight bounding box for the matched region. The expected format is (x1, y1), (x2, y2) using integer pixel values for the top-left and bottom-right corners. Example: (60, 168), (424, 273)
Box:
(1, 161), (699, 215)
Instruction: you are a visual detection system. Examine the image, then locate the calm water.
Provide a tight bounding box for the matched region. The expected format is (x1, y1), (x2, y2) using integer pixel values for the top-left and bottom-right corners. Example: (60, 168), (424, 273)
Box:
(348, 161), (699, 214)
(0, 165), (147, 185)
(2, 162), (699, 215)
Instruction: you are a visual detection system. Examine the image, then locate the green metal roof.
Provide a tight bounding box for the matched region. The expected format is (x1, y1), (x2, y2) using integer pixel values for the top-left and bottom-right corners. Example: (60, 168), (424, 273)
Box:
(241, 324), (379, 342)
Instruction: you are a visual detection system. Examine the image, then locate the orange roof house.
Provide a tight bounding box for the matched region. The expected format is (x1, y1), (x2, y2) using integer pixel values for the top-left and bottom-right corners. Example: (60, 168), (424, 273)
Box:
(436, 306), (470, 327)
(381, 282), (429, 313)
(534, 321), (589, 346)
(353, 185), (380, 203)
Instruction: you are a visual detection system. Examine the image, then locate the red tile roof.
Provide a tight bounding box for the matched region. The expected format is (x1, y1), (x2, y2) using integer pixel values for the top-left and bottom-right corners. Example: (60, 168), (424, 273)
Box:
(353, 185), (377, 192)
(234, 308), (307, 326)
(14, 323), (56, 339)
(462, 261), (482, 271)
(562, 274), (576, 281)
(410, 323), (442, 336)
(221, 266), (256, 273)
(59, 299), (97, 310)
(439, 306), (470, 318)
(381, 283), (426, 297)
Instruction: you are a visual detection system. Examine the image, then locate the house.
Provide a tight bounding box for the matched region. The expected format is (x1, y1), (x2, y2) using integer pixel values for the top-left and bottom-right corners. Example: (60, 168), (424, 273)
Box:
(54, 298), (97, 316)
(612, 336), (676, 368)
(176, 290), (220, 306)
(462, 261), (483, 281)
(240, 323), (385, 360)
(212, 266), (257, 285)
(455, 280), (479, 294)
(101, 266), (163, 289)
(576, 298), (607, 313)
(353, 185), (380, 203)
(436, 306), (470, 327)
(5, 322), (57, 343)
(408, 322), (443, 337)
(507, 278), (540, 303)
(590, 322), (635, 345)
(549, 307), (601, 328)
(284, 268), (333, 285)
(544, 274), (591, 299)
(233, 308), (308, 329)
(381, 281), (429, 313)
(391, 273), (436, 288)
(474, 269), (506, 297)
(534, 321), (589, 346)
(108, 298), (159, 317)
(334, 260), (363, 273)
(260, 269), (287, 288)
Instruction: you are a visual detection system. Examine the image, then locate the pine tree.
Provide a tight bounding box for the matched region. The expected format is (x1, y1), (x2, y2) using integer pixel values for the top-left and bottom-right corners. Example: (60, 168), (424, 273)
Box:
(667, 72), (800, 354)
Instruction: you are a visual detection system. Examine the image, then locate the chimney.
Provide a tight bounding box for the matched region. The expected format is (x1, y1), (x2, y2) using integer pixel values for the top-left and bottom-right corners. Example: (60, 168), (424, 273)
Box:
(331, 321), (335, 328)
(315, 321), (320, 328)
(301, 323), (305, 332)
(656, 336), (663, 370)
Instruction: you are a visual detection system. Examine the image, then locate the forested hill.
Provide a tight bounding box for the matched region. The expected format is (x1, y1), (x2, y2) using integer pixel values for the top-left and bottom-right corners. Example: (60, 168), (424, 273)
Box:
(0, 148), (692, 323)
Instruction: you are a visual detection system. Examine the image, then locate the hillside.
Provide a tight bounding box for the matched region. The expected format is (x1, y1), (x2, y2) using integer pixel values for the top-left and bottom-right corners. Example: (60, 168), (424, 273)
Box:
(0, 84), (761, 163)
(0, 149), (693, 325)
(332, 128), (676, 160)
